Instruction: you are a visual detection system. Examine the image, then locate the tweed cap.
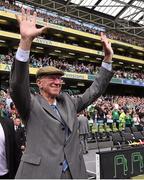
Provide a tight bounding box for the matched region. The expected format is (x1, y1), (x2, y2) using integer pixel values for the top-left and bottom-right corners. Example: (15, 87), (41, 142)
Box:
(36, 66), (64, 78)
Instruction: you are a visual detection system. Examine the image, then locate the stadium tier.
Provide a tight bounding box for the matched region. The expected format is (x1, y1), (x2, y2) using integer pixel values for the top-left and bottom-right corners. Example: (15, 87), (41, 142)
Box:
(0, 2), (144, 96)
(0, 1), (144, 179)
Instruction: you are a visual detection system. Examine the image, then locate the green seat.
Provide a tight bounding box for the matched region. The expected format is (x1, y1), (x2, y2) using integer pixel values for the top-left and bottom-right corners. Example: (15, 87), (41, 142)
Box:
(112, 123), (119, 132)
(98, 125), (105, 133)
(91, 123), (98, 133)
(104, 125), (112, 132)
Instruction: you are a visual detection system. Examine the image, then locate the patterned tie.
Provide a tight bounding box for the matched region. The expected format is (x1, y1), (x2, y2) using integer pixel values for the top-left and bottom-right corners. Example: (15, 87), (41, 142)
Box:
(51, 105), (60, 117)
(50, 104), (68, 172)
(62, 159), (69, 172)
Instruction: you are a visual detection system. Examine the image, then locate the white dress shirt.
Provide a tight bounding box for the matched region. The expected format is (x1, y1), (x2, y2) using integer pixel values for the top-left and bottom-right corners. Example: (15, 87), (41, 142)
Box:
(0, 123), (8, 175)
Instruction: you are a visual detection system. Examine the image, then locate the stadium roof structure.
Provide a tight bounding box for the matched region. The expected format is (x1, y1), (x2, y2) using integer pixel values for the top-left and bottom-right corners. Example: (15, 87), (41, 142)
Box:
(20, 0), (144, 38)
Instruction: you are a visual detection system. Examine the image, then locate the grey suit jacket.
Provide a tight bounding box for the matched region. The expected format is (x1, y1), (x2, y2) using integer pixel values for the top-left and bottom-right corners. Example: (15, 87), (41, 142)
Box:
(9, 60), (113, 179)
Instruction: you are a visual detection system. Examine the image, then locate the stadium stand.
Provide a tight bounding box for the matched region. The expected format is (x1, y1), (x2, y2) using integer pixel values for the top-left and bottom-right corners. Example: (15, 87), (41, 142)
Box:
(0, 0), (144, 179)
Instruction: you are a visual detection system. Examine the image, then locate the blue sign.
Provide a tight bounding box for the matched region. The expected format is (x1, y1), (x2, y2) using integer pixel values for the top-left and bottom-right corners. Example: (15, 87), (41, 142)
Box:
(123, 79), (144, 87)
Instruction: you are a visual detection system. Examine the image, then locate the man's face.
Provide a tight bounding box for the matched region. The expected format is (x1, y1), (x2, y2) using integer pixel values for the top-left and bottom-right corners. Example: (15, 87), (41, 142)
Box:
(14, 118), (21, 126)
(0, 103), (4, 109)
(37, 75), (63, 97)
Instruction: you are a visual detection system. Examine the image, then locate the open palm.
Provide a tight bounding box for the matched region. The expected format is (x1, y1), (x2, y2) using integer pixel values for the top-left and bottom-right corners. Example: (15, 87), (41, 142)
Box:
(101, 32), (113, 62)
(16, 8), (48, 41)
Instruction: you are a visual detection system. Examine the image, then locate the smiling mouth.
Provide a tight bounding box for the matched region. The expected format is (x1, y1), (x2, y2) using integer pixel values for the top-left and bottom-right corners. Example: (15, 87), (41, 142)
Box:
(51, 85), (61, 88)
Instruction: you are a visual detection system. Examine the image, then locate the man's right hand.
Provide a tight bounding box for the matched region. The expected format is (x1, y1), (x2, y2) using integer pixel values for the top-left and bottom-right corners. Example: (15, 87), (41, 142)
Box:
(16, 8), (48, 50)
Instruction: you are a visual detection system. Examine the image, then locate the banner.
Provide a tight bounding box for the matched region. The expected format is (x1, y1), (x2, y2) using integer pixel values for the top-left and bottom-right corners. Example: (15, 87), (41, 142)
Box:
(111, 78), (122, 84)
(34, 38), (100, 54)
(0, 30), (144, 64)
(29, 67), (38, 75)
(0, 63), (11, 71)
(0, 10), (101, 41)
(97, 146), (144, 179)
(88, 75), (122, 84)
(63, 72), (88, 80)
(88, 74), (144, 87)
(114, 54), (144, 64)
(0, 30), (20, 39)
(0, 64), (88, 79)
(0, 64), (144, 86)
(123, 79), (144, 87)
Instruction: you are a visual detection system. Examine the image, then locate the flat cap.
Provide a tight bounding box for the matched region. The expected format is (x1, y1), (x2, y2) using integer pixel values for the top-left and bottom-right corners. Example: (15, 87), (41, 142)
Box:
(36, 66), (64, 78)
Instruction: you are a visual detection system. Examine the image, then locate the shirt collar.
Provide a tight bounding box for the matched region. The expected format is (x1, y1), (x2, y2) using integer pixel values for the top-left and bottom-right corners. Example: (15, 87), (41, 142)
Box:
(50, 99), (57, 106)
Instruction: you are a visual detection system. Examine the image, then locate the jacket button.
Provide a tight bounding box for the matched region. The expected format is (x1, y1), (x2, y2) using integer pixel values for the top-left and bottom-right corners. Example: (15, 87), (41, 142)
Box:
(60, 162), (63, 166)
(62, 127), (65, 131)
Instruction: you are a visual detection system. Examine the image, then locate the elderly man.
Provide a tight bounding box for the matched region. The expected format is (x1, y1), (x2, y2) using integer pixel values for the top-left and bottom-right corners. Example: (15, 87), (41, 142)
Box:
(9, 8), (113, 179)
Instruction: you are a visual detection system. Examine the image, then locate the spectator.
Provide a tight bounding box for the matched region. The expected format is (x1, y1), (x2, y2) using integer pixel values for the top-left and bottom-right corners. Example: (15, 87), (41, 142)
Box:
(112, 105), (120, 129)
(13, 117), (26, 169)
(0, 117), (19, 178)
(78, 111), (89, 154)
(124, 111), (133, 128)
(119, 108), (126, 129)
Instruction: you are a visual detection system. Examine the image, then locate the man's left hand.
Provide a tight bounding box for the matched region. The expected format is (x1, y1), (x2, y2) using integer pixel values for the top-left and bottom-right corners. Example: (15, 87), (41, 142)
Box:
(101, 32), (114, 63)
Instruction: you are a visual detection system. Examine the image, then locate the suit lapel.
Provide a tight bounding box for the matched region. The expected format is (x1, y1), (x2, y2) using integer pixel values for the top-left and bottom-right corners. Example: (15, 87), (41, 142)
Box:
(36, 94), (73, 132)
(36, 94), (63, 124)
(57, 95), (73, 132)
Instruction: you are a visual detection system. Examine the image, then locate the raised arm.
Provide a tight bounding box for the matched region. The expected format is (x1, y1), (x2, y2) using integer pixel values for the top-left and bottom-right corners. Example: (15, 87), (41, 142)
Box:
(72, 32), (114, 113)
(9, 9), (48, 121)
(17, 8), (48, 51)
(101, 32), (113, 63)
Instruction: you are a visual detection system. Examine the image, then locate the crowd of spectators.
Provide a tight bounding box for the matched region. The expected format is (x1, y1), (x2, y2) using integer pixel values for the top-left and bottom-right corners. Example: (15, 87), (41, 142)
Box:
(0, 84), (144, 173)
(107, 31), (144, 47)
(1, 88), (144, 133)
(86, 95), (144, 131)
(0, 88), (26, 168)
(0, 0), (144, 47)
(0, 89), (144, 155)
(0, 0), (104, 35)
(0, 52), (144, 81)
(113, 70), (144, 81)
(0, 89), (19, 121)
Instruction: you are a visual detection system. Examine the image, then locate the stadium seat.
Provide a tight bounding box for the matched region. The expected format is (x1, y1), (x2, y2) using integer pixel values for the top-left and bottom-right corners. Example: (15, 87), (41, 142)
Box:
(141, 131), (144, 136)
(124, 127), (132, 133)
(111, 132), (124, 150)
(121, 132), (134, 145)
(133, 132), (144, 142)
(96, 125), (110, 142)
(131, 126), (138, 133)
(91, 123), (98, 134)
(104, 124), (112, 133)
(88, 123), (98, 142)
(112, 123), (119, 132)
